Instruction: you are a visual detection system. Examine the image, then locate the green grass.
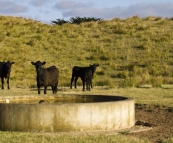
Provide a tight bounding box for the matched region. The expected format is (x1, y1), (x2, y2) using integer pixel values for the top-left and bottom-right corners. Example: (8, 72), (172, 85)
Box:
(0, 131), (150, 143)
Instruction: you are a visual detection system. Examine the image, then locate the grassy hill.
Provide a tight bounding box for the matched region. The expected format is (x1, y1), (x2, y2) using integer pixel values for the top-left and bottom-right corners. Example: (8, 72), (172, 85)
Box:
(0, 15), (173, 89)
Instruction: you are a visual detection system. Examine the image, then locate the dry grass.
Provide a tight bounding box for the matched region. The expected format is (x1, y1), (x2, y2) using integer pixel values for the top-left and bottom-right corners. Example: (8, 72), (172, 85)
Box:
(0, 16), (173, 88)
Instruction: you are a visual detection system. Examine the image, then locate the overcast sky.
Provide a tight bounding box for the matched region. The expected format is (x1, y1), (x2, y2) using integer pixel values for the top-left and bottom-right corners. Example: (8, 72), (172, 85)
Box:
(0, 0), (173, 24)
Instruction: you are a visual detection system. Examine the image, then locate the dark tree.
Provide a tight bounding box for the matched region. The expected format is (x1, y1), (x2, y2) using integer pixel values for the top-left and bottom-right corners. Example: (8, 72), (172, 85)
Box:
(51, 17), (102, 25)
(69, 17), (102, 24)
(51, 19), (69, 25)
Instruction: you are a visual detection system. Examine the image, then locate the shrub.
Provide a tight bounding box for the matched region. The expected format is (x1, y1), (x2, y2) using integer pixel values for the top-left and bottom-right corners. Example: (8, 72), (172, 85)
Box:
(26, 39), (36, 46)
(96, 71), (105, 75)
(0, 35), (5, 42)
(151, 76), (163, 87)
(118, 78), (134, 88)
(95, 78), (112, 86)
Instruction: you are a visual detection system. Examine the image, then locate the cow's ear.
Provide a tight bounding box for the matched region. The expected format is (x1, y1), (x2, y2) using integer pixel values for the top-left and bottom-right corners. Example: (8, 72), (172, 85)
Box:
(31, 62), (35, 65)
(42, 61), (46, 65)
(11, 62), (14, 65)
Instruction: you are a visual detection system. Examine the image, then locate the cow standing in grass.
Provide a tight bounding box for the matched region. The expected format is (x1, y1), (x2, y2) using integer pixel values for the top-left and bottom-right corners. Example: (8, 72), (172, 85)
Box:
(70, 64), (99, 90)
(31, 61), (59, 94)
(0, 61), (14, 90)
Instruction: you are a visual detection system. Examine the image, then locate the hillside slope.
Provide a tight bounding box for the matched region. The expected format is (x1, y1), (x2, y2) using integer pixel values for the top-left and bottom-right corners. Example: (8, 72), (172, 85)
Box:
(0, 15), (173, 88)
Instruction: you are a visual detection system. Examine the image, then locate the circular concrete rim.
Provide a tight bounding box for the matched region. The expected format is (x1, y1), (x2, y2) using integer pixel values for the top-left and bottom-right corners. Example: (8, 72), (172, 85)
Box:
(0, 94), (135, 132)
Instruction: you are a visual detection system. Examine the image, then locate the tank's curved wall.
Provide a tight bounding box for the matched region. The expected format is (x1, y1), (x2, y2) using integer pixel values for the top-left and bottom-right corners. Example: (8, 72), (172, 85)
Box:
(0, 95), (135, 132)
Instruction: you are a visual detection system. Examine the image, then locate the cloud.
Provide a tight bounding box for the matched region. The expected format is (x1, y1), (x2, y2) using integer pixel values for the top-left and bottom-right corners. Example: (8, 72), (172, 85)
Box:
(62, 7), (114, 19)
(0, 1), (28, 14)
(126, 3), (173, 18)
(30, 0), (49, 7)
(54, 1), (173, 19)
(38, 9), (50, 14)
(54, 1), (94, 10)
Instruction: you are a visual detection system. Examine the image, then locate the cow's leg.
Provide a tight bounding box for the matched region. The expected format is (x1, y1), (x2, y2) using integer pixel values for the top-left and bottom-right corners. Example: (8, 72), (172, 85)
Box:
(70, 75), (74, 89)
(57, 81), (58, 92)
(44, 86), (47, 94)
(74, 77), (78, 89)
(1, 77), (4, 89)
(86, 81), (88, 90)
(54, 82), (58, 94)
(88, 79), (91, 91)
(86, 78), (88, 90)
(86, 78), (91, 91)
(37, 84), (41, 94)
(7, 77), (10, 89)
(87, 83), (90, 91)
(51, 86), (54, 94)
(91, 79), (93, 88)
(82, 79), (85, 91)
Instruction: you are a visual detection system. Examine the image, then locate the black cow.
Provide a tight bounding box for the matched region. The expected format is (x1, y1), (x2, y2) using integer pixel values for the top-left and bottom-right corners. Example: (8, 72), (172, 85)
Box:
(31, 61), (59, 94)
(0, 61), (14, 89)
(70, 64), (99, 90)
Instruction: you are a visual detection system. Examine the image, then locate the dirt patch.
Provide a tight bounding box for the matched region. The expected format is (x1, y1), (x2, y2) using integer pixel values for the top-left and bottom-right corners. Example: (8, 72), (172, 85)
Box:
(129, 104), (173, 143)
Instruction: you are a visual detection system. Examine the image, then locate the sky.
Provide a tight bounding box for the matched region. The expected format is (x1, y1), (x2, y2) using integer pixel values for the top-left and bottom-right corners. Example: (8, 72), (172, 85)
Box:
(0, 0), (173, 24)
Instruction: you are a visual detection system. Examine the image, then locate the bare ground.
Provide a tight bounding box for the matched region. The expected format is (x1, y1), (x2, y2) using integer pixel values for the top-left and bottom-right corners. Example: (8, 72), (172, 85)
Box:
(129, 104), (173, 143)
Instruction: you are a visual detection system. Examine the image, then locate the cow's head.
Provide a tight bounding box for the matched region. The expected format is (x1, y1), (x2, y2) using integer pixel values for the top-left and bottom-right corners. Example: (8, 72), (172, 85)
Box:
(90, 64), (99, 75)
(31, 61), (46, 72)
(3, 61), (14, 75)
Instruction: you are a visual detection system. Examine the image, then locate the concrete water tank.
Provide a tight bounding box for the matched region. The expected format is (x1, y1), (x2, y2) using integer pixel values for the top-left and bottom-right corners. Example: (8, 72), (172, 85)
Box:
(0, 95), (135, 132)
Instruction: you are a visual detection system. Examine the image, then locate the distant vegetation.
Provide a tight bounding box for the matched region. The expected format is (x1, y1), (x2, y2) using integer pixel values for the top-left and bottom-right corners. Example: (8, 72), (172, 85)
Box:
(51, 17), (102, 25)
(0, 15), (173, 88)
